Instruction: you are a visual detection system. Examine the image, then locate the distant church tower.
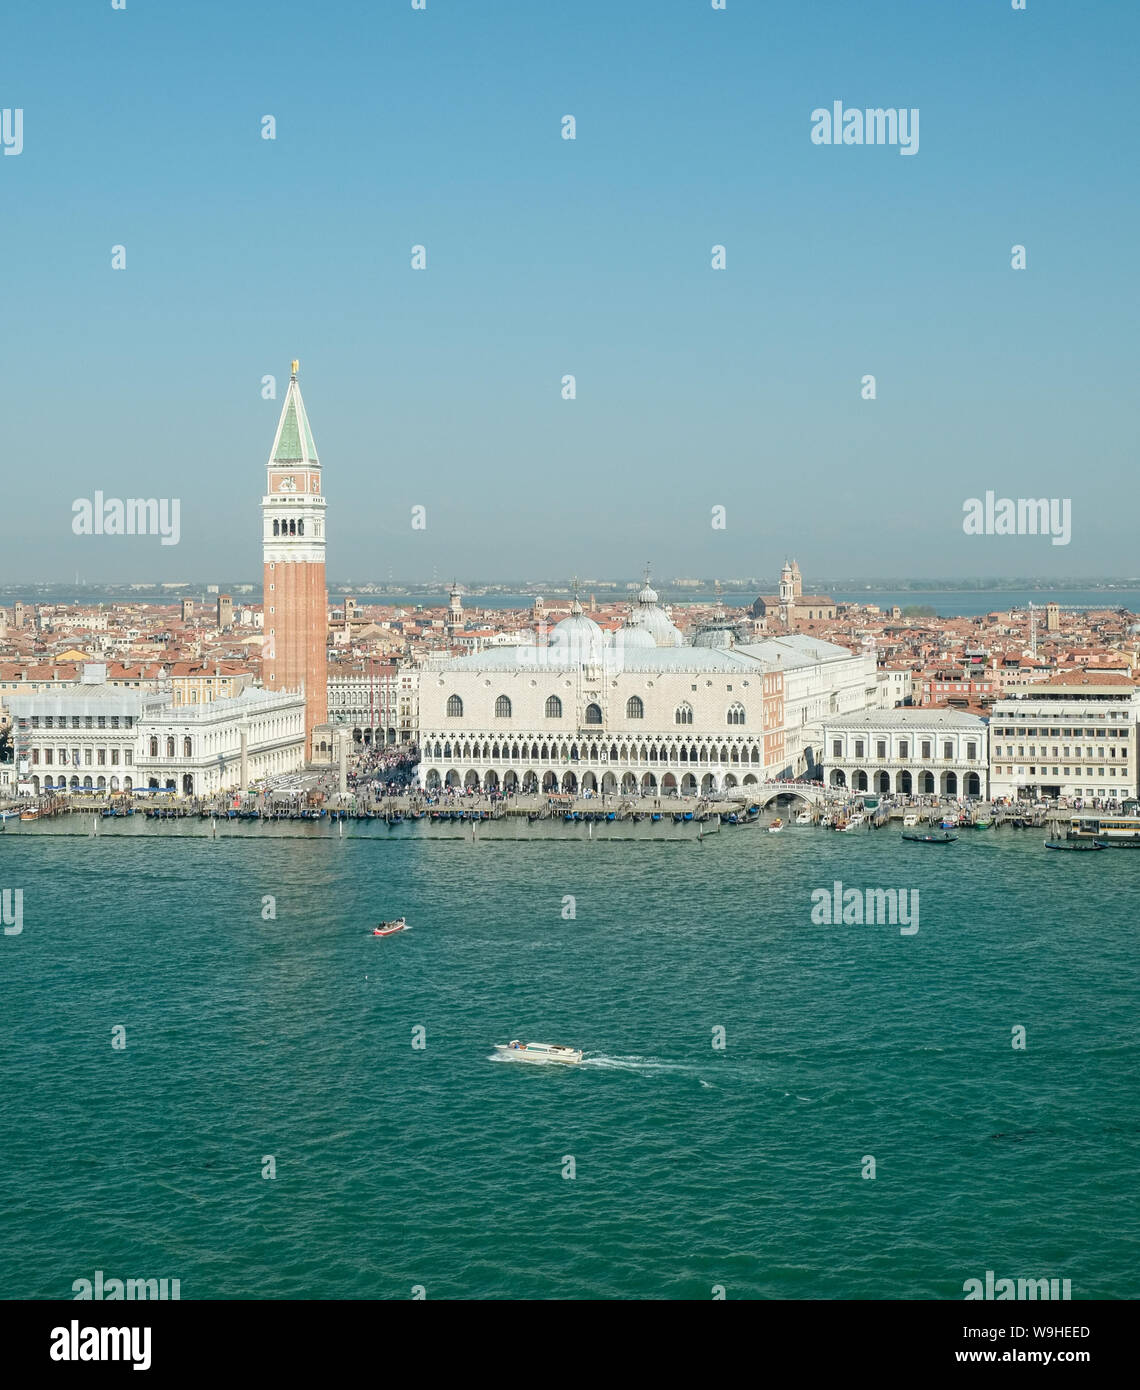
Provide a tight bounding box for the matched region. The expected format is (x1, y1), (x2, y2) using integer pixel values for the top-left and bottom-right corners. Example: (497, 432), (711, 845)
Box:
(778, 559), (795, 623)
(262, 361), (328, 757)
(447, 581), (463, 632)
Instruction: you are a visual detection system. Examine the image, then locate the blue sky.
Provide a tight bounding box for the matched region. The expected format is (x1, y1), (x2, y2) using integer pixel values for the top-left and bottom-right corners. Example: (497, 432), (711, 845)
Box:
(1, 0), (1136, 583)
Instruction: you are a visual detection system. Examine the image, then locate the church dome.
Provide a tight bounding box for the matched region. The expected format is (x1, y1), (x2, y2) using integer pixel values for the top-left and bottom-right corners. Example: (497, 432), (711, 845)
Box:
(628, 605), (684, 647)
(549, 600), (606, 653)
(614, 624), (657, 649)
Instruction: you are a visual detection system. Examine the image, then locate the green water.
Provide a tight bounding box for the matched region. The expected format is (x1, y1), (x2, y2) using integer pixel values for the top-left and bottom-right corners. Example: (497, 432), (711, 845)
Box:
(1, 827), (1136, 1299)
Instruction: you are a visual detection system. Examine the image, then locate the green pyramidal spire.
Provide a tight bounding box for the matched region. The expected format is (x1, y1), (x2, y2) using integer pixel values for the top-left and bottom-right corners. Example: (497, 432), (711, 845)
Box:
(270, 361), (320, 466)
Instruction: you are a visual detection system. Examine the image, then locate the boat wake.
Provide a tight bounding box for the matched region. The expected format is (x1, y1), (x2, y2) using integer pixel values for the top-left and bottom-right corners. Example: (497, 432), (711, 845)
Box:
(579, 1053), (698, 1076)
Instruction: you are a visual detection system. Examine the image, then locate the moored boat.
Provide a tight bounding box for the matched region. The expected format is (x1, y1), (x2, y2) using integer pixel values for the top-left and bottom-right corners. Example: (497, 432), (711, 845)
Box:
(795, 810), (813, 825)
(902, 813), (919, 827)
(842, 813), (864, 832)
(1068, 813), (1140, 845)
(494, 1040), (583, 1065)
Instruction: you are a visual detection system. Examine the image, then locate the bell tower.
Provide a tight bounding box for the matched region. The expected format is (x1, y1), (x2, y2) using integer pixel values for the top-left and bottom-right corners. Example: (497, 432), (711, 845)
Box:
(262, 361), (328, 757)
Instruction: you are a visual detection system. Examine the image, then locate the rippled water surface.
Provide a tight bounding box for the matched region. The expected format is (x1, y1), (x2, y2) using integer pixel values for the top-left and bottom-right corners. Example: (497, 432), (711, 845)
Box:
(1, 827), (1137, 1299)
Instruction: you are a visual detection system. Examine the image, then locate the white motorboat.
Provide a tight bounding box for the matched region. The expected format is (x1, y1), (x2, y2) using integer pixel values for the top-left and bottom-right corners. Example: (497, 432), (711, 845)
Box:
(494, 1040), (583, 1065)
(767, 817), (784, 833)
(842, 813), (864, 832)
(795, 810), (813, 825)
(902, 813), (919, 827)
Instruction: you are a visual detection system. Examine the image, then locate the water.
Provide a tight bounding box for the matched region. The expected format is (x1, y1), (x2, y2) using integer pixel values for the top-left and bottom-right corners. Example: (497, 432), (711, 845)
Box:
(721, 588), (1140, 618)
(9, 587), (1140, 618)
(1, 828), (1137, 1300)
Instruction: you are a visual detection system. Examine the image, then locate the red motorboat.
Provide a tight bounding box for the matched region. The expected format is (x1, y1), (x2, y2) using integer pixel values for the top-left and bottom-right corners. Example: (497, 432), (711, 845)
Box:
(372, 918), (408, 937)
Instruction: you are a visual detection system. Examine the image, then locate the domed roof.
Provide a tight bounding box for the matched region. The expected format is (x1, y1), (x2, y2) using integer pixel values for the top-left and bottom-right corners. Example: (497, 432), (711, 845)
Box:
(614, 624), (657, 649)
(638, 581), (659, 605)
(549, 599), (606, 650)
(628, 605), (684, 647)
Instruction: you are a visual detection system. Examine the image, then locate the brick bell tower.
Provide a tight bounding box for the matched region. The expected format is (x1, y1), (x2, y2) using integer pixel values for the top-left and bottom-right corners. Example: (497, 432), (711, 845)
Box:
(262, 361), (327, 757)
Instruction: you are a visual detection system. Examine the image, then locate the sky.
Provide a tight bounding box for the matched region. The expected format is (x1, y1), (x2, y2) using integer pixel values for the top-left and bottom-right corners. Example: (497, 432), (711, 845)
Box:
(1, 0), (1136, 584)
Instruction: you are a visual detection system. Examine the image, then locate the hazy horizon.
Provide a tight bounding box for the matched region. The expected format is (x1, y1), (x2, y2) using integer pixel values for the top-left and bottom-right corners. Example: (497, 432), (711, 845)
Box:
(3, 1), (1135, 581)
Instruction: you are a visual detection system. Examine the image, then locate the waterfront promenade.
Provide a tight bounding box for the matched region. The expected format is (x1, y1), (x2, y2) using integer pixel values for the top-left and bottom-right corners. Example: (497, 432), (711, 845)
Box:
(0, 782), (1062, 840)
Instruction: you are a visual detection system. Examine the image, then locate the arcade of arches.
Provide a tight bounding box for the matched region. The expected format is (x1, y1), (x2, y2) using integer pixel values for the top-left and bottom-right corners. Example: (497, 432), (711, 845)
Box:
(421, 732), (771, 797)
(829, 767), (982, 797)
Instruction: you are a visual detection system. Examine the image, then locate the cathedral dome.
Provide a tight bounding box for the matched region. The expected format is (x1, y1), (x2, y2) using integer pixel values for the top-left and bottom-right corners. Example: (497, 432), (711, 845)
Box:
(614, 624), (656, 649)
(628, 606), (684, 647)
(549, 600), (606, 653)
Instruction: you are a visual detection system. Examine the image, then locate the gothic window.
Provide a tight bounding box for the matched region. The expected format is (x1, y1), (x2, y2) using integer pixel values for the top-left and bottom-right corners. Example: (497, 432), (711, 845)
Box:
(273, 520), (280, 536)
(627, 696), (644, 719)
(495, 695), (512, 719)
(545, 695), (562, 718)
(446, 695), (463, 718)
(585, 703), (602, 724)
(726, 702), (745, 726)
(675, 703), (693, 725)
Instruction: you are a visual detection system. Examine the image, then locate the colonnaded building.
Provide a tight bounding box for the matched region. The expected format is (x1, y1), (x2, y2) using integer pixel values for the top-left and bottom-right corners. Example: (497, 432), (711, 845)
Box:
(821, 709), (989, 798)
(417, 581), (878, 797)
(7, 671), (306, 797)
